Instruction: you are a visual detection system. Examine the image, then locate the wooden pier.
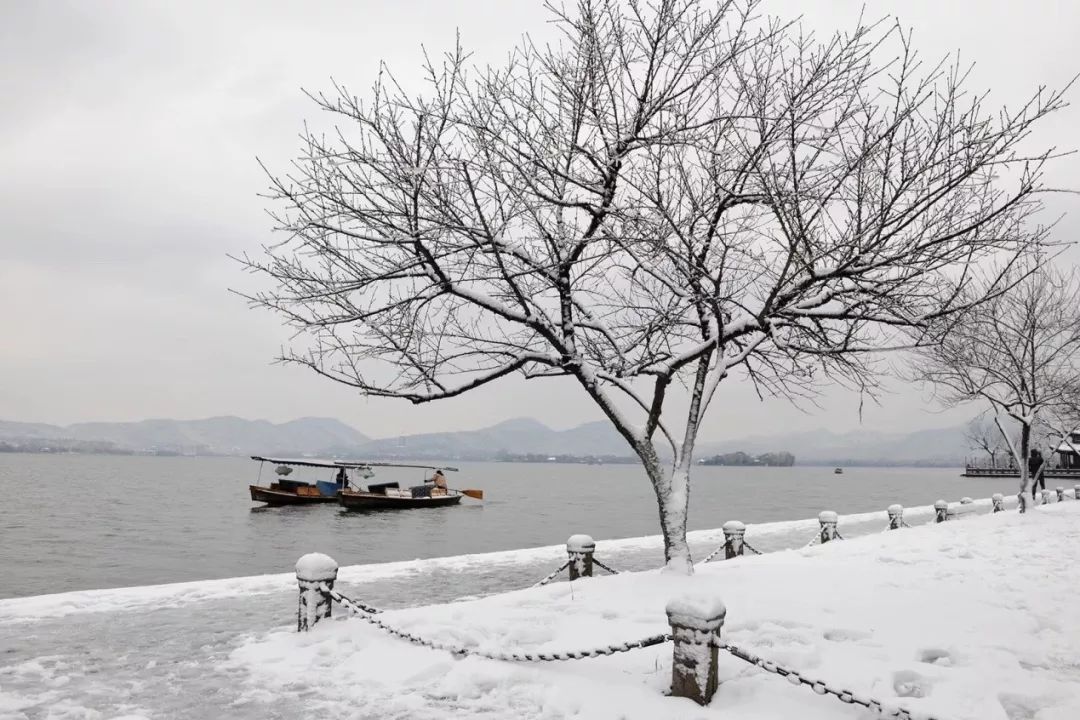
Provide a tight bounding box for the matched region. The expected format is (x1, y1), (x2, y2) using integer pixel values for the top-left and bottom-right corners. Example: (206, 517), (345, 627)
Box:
(962, 466), (1080, 478)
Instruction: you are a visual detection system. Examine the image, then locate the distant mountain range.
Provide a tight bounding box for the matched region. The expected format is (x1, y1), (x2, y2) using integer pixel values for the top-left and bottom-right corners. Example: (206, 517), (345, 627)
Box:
(696, 425), (969, 466)
(0, 416), (368, 457)
(0, 414), (971, 465)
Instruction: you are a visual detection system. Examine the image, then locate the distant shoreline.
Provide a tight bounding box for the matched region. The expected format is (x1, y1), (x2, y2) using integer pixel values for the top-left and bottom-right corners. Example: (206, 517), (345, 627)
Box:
(0, 447), (963, 468)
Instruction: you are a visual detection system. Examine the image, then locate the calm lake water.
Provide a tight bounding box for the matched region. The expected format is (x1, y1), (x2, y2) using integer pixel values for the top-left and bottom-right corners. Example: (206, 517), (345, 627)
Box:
(0, 453), (1023, 599)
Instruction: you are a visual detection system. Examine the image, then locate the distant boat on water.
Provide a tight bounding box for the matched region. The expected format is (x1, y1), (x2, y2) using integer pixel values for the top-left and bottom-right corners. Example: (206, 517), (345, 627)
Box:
(834, 467), (843, 474)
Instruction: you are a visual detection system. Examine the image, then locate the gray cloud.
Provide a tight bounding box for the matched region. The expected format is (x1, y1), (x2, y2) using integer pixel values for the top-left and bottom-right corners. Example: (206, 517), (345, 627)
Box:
(1, 0), (1076, 441)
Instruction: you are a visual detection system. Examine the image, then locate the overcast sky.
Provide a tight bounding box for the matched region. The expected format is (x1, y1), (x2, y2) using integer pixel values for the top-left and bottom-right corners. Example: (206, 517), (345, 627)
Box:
(1, 0), (1077, 440)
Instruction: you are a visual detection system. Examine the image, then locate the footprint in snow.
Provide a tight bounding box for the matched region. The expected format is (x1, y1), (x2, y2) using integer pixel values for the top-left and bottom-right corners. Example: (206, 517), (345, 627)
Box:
(892, 669), (932, 698)
(823, 628), (872, 643)
(918, 648), (954, 666)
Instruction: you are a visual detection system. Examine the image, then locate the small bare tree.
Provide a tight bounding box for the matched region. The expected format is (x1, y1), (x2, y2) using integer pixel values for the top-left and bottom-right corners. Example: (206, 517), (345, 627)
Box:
(965, 414), (1003, 467)
(241, 0), (1064, 571)
(916, 266), (1080, 494)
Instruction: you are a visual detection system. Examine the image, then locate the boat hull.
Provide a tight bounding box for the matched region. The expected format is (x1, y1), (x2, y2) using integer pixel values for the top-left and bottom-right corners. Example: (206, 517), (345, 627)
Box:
(338, 490), (464, 510)
(249, 485), (339, 506)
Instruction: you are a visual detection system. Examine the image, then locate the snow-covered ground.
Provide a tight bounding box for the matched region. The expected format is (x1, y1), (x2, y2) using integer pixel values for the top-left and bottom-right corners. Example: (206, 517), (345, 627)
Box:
(2, 495), (1077, 719)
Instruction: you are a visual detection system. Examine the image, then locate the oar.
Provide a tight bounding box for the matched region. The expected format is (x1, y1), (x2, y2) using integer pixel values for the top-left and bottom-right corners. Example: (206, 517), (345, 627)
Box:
(454, 488), (484, 500)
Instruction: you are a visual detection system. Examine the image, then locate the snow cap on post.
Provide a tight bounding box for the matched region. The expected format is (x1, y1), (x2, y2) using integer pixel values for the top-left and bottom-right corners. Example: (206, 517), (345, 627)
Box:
(721, 520), (746, 534)
(1056, 486), (1065, 501)
(566, 534), (596, 554)
(296, 553), (339, 582)
(666, 592), (727, 630)
(960, 497), (974, 504)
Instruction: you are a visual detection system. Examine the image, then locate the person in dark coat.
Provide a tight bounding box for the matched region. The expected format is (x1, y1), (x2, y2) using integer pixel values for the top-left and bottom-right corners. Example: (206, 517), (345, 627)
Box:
(1028, 449), (1045, 499)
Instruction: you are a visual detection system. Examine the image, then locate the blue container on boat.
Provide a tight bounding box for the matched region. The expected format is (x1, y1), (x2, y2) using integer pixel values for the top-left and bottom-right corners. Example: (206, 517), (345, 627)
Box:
(316, 481), (341, 497)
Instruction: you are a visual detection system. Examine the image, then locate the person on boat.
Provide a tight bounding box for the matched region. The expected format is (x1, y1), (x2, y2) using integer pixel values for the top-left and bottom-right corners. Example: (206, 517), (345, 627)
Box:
(1028, 449), (1045, 500)
(335, 467), (348, 489)
(426, 469), (448, 495)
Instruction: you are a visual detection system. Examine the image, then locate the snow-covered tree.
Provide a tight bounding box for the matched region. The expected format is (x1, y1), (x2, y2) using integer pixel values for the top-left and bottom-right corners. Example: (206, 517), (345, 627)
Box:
(916, 266), (1080, 493)
(241, 0), (1063, 571)
(965, 414), (1004, 467)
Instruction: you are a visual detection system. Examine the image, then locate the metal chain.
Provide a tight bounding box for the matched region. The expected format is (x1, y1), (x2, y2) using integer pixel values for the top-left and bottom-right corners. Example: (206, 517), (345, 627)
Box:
(721, 642), (940, 720)
(592, 557), (620, 575)
(327, 589), (382, 615)
(699, 539), (764, 564)
(326, 586), (670, 662)
(698, 544), (726, 564)
(532, 560), (570, 587)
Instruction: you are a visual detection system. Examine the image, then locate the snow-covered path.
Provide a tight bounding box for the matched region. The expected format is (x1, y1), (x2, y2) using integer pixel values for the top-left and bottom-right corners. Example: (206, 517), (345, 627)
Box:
(3, 496), (1074, 719)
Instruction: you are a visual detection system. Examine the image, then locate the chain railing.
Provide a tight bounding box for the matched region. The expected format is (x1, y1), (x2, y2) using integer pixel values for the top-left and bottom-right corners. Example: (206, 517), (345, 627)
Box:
(319, 584), (939, 718)
(326, 585), (670, 662)
(720, 642), (941, 720)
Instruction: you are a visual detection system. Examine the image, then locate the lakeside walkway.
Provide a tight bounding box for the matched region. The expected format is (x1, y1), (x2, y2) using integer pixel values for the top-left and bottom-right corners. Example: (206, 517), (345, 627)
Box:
(2, 497), (1075, 719)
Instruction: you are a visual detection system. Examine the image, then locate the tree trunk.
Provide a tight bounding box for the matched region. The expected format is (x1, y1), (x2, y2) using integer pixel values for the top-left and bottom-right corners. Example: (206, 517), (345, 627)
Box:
(1019, 423), (1031, 494)
(638, 444), (694, 574)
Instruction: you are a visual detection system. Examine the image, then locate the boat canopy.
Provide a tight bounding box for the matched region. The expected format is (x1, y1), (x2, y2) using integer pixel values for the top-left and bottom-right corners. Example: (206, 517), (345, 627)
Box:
(250, 456), (458, 472)
(335, 461), (458, 472)
(250, 456), (349, 469)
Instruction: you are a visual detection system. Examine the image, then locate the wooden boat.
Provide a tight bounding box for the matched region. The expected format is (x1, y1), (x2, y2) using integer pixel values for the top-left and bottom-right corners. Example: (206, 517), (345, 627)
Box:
(248, 456), (355, 506)
(249, 456), (480, 508)
(338, 487), (465, 510)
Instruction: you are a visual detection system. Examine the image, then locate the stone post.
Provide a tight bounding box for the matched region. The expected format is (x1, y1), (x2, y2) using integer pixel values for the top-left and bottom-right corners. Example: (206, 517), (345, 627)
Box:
(566, 534), (595, 580)
(817, 511), (839, 543)
(296, 552), (338, 632)
(991, 493), (1005, 513)
(666, 593), (726, 706)
(1018, 493), (1027, 514)
(1056, 486), (1065, 502)
(934, 500), (949, 523)
(1041, 489), (1052, 505)
(1074, 484), (1080, 500)
(887, 504), (904, 530)
(722, 521), (746, 558)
